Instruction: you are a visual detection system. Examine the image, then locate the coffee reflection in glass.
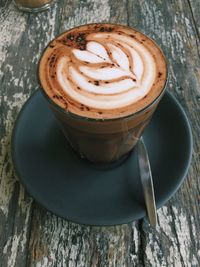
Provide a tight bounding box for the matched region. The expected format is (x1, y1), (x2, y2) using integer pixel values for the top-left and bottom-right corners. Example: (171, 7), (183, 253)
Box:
(13, 0), (56, 12)
(38, 23), (167, 163)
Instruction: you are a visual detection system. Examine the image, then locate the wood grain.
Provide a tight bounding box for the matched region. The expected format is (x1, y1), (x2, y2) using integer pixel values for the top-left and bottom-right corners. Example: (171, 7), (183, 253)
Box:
(188, 0), (200, 38)
(127, 0), (200, 265)
(0, 0), (199, 266)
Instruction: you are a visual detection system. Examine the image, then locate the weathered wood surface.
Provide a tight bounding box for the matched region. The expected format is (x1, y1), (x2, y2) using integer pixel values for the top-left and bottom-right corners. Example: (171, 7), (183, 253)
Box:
(0, 0), (199, 266)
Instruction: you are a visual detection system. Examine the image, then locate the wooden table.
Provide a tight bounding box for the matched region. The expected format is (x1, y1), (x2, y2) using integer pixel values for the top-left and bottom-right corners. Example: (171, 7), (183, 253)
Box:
(0, 0), (200, 266)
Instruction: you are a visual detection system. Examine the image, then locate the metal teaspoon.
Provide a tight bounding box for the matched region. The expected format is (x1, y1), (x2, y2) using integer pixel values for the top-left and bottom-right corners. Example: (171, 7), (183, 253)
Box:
(137, 137), (157, 227)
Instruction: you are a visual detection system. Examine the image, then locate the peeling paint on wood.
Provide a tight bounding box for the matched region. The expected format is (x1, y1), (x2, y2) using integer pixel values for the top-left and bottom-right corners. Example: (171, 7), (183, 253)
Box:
(0, 0), (200, 266)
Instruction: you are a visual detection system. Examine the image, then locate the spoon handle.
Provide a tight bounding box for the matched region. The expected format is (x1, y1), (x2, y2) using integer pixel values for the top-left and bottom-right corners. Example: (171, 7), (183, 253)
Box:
(137, 137), (157, 227)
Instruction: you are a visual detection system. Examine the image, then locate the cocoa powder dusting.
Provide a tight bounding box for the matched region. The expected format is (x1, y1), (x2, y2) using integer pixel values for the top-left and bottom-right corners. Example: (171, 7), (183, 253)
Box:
(60, 32), (87, 50)
(41, 24), (167, 119)
(94, 81), (99, 86)
(58, 24), (114, 50)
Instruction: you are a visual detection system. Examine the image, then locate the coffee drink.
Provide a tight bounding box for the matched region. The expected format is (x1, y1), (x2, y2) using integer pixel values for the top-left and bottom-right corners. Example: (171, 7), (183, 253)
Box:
(39, 24), (167, 163)
(39, 24), (166, 119)
(14, 0), (55, 12)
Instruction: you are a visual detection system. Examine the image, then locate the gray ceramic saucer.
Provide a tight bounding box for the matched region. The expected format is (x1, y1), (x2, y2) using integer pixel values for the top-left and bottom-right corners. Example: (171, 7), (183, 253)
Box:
(11, 90), (192, 226)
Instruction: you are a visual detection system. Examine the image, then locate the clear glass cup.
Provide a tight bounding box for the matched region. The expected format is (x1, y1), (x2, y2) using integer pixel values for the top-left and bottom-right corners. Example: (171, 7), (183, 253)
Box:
(42, 88), (167, 163)
(13, 0), (56, 12)
(39, 24), (168, 163)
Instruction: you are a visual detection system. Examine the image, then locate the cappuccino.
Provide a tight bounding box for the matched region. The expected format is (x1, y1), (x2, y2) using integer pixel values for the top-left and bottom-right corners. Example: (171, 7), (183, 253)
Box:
(39, 24), (167, 162)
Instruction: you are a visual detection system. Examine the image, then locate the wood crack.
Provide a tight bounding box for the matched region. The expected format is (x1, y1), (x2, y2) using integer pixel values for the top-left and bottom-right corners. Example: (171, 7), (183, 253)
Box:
(54, 222), (64, 265)
(186, 0), (200, 58)
(169, 205), (186, 267)
(25, 201), (35, 267)
(126, 0), (130, 26)
(187, 0), (200, 41)
(138, 220), (145, 267)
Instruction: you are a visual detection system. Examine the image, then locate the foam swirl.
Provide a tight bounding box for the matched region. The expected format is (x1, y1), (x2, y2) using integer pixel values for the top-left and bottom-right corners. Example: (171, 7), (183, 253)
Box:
(55, 32), (156, 110)
(39, 24), (167, 118)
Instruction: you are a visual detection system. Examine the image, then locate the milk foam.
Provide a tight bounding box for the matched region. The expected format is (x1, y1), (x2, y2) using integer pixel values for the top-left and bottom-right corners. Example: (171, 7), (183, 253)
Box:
(56, 32), (156, 109)
(39, 24), (167, 118)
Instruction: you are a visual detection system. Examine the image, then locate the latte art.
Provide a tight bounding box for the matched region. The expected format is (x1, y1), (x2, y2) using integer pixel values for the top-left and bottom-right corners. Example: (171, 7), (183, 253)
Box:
(39, 24), (167, 118)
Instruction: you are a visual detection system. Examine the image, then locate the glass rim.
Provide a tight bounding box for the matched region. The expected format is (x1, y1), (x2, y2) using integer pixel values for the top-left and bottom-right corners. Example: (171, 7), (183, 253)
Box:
(38, 22), (168, 123)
